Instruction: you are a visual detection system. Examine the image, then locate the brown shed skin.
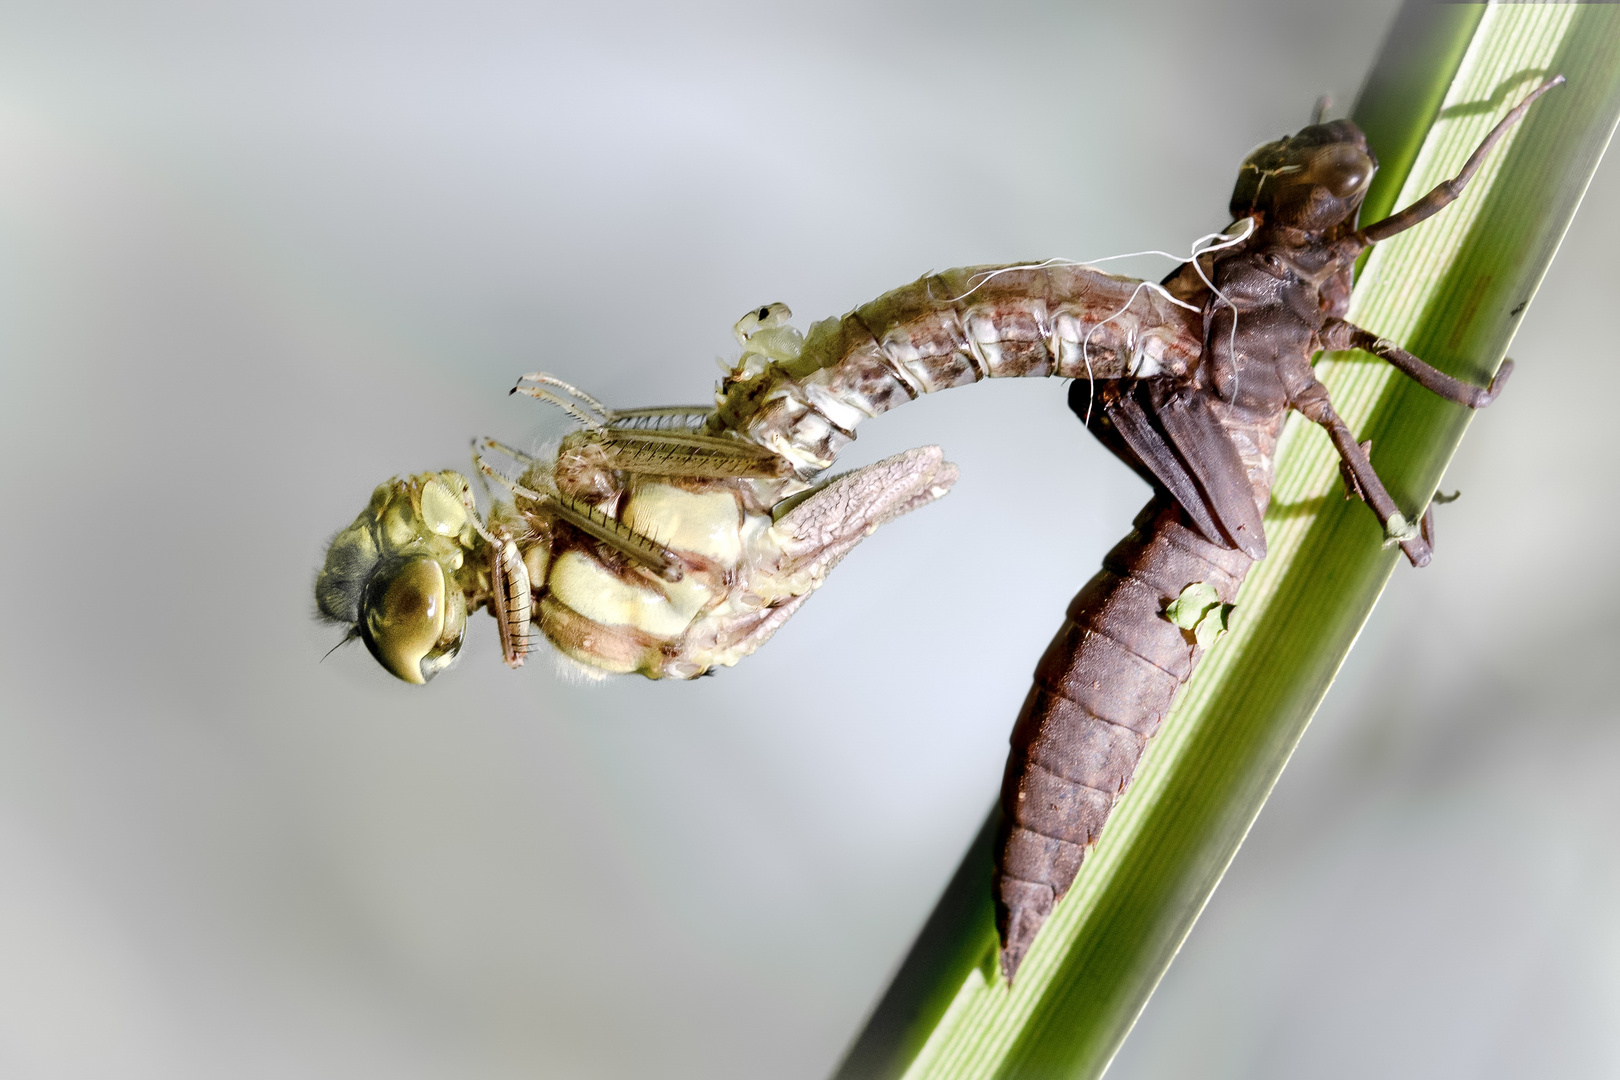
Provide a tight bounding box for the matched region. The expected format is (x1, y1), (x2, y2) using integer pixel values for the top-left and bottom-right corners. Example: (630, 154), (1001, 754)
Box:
(987, 78), (1556, 980)
(996, 503), (1254, 978)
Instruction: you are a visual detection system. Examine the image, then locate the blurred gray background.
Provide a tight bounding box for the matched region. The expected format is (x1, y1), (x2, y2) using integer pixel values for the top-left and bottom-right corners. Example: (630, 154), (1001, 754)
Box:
(1, 1), (1615, 1077)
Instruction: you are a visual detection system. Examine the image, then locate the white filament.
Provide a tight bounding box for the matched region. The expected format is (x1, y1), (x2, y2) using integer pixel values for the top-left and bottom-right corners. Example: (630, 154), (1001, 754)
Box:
(941, 216), (1256, 304)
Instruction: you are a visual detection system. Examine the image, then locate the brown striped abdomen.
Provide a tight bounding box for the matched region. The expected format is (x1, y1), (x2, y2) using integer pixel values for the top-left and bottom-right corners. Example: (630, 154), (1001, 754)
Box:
(994, 500), (1254, 983)
(709, 265), (1204, 476)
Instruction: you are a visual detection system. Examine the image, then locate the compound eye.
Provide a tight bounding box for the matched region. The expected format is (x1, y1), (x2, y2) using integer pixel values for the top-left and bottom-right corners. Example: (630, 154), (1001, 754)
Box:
(1308, 144), (1374, 199)
(361, 556), (449, 684)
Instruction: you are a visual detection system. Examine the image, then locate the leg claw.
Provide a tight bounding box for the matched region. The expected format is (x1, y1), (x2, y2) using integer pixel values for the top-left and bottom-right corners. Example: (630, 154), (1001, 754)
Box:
(1476, 358), (1514, 407)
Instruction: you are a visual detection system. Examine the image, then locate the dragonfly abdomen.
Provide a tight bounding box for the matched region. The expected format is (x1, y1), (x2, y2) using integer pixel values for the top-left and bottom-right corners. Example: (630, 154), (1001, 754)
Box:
(995, 500), (1254, 983)
(711, 265), (1204, 476)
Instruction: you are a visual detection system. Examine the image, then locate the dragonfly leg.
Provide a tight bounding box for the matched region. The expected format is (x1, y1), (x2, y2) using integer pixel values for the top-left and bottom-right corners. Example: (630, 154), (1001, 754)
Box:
(510, 378), (609, 428)
(1322, 318), (1511, 407)
(1292, 381), (1431, 567)
(475, 435), (549, 475)
(510, 373), (711, 431)
(472, 440), (542, 494)
(511, 373), (611, 414)
(568, 429), (787, 479)
(1354, 76), (1562, 247)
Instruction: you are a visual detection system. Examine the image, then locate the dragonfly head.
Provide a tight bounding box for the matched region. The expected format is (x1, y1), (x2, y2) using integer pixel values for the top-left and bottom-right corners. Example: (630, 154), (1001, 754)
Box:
(1230, 119), (1377, 232)
(317, 472), (482, 684)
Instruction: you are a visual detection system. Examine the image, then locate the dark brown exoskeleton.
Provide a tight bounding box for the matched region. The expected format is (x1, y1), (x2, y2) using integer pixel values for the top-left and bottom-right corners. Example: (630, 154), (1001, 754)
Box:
(993, 77), (1563, 981)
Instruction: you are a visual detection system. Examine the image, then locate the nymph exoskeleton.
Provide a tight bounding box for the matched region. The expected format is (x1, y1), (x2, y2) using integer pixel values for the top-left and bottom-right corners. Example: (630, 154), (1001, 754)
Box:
(316, 74), (1558, 982)
(990, 77), (1558, 981)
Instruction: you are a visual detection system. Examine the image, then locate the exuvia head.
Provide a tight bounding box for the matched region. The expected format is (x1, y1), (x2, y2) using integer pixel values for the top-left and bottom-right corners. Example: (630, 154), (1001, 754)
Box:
(1229, 119), (1377, 232)
(316, 472), (481, 684)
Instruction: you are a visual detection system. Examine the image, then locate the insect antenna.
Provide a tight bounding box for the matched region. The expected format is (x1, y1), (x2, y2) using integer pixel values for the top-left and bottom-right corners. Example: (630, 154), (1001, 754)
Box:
(322, 628), (361, 661)
(1311, 94), (1332, 125)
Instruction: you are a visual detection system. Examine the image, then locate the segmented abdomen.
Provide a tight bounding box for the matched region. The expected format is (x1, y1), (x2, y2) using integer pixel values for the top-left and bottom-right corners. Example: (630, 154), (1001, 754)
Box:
(995, 500), (1254, 983)
(711, 265), (1204, 475)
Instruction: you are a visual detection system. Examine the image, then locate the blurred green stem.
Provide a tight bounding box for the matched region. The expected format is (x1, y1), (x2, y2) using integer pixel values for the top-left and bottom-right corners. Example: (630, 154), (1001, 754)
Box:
(834, 4), (1620, 1078)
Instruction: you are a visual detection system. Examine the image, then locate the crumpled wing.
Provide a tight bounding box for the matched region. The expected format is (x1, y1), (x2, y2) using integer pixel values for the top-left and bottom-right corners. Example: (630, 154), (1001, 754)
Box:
(775, 446), (959, 583)
(676, 447), (957, 674)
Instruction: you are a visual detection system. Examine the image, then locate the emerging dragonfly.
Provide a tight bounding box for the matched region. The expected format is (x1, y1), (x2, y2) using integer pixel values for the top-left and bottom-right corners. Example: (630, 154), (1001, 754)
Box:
(314, 313), (964, 684)
(314, 256), (1199, 685)
(317, 77), (1556, 981)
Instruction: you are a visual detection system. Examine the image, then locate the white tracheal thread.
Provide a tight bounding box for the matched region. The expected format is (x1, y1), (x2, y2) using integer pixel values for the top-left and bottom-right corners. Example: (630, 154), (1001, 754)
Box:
(1076, 279), (1192, 426)
(940, 217), (1255, 305)
(519, 221), (1257, 485)
(949, 218), (1254, 424)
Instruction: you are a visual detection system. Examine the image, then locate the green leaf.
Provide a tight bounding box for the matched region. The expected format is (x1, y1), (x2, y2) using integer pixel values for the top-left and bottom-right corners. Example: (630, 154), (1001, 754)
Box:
(1192, 604), (1232, 652)
(1164, 584), (1232, 650)
(1163, 583), (1220, 631)
(834, 6), (1620, 1079)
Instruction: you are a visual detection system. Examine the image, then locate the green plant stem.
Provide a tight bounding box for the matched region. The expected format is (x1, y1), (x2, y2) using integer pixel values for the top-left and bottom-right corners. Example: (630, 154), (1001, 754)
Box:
(833, 5), (1620, 1078)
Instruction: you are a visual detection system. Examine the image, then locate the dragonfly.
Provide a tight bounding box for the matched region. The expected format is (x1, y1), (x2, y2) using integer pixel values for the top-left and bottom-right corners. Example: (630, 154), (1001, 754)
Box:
(315, 76), (1557, 981)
